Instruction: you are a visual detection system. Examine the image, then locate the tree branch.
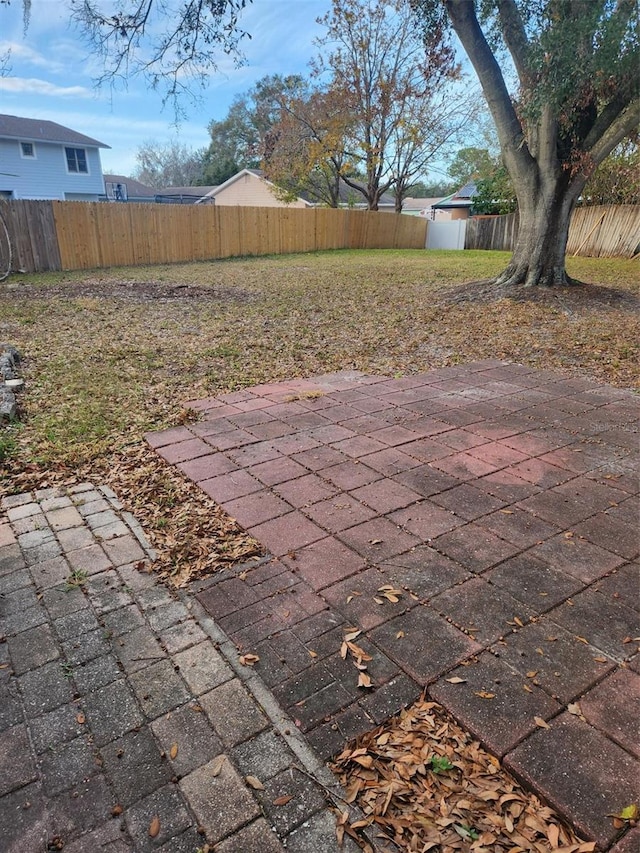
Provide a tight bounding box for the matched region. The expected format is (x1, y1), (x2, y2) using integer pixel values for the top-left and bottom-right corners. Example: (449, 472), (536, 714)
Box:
(444, 0), (534, 180)
(587, 99), (640, 168)
(495, 0), (531, 83)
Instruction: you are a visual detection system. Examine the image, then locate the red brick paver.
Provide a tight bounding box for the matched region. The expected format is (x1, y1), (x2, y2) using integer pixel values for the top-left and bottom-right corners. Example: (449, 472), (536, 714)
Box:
(149, 362), (640, 850)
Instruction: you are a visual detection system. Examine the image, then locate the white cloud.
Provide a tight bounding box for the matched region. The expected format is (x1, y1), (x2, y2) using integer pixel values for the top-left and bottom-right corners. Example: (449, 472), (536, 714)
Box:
(0, 40), (65, 73)
(0, 76), (92, 97)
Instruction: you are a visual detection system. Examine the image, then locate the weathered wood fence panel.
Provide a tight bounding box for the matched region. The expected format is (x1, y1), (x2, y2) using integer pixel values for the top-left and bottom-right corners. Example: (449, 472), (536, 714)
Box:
(566, 205), (640, 258)
(465, 213), (519, 252)
(465, 205), (640, 258)
(1, 200), (61, 272)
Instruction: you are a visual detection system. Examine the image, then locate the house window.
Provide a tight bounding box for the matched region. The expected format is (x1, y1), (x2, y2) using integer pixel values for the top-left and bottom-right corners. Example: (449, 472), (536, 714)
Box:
(20, 141), (35, 158)
(65, 147), (88, 174)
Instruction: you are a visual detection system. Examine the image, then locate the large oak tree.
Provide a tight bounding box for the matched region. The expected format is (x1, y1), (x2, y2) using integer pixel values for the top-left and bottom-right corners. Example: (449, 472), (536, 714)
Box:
(412, 0), (639, 286)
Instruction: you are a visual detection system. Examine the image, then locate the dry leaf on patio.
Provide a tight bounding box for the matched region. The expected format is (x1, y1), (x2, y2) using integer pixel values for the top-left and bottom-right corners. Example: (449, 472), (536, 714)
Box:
(273, 794), (294, 806)
(148, 816), (160, 838)
(169, 743), (179, 759)
(446, 677), (466, 684)
(210, 755), (226, 777)
(378, 585), (403, 603)
(245, 775), (264, 790)
(344, 630), (362, 642)
(239, 653), (260, 666)
(534, 716), (551, 729)
(358, 671), (373, 688)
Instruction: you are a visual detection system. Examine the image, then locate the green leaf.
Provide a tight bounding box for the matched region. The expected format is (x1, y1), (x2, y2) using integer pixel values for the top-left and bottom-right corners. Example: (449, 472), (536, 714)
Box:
(429, 755), (454, 774)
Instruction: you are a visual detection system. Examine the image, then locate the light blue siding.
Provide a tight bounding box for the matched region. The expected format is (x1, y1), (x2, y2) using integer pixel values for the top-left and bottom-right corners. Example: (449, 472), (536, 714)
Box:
(0, 138), (105, 200)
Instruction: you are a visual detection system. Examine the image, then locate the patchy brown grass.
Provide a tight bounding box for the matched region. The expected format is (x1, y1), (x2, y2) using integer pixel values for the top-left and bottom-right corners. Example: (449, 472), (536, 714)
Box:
(1, 248), (638, 583)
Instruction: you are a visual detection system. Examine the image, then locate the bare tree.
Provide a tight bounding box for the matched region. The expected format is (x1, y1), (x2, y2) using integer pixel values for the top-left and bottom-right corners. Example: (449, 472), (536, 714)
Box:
(390, 87), (479, 212)
(412, 0), (640, 287)
(132, 139), (205, 188)
(313, 0), (459, 210)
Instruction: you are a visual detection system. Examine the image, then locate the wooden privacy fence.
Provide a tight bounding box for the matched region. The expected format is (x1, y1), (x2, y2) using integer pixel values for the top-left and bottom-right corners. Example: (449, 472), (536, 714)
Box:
(465, 212), (519, 252)
(1, 200), (427, 273)
(465, 204), (640, 258)
(566, 205), (640, 258)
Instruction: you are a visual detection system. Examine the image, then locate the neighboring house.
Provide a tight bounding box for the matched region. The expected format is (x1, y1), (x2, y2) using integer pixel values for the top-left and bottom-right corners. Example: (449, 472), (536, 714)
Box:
(0, 113), (109, 201)
(431, 181), (478, 220)
(196, 169), (312, 208)
(102, 174), (156, 203)
(402, 196), (451, 220)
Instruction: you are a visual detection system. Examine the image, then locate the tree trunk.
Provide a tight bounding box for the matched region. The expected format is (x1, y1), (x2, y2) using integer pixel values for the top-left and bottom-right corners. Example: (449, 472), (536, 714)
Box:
(495, 180), (580, 287)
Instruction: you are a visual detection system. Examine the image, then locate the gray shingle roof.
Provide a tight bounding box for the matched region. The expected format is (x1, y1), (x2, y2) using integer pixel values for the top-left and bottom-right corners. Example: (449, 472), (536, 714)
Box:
(156, 186), (219, 196)
(0, 114), (110, 148)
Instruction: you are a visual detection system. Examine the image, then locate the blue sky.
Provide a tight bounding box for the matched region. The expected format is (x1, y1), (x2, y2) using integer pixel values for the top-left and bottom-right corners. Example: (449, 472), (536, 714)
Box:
(0, 0), (331, 175)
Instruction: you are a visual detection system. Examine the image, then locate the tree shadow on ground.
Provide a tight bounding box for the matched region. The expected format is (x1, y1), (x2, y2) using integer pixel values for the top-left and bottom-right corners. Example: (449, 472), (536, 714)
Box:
(442, 279), (640, 314)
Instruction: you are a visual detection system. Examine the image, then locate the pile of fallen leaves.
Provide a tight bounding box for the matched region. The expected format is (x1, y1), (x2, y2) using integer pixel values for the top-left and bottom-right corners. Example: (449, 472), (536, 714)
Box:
(2, 441), (262, 588)
(101, 443), (263, 586)
(332, 698), (596, 853)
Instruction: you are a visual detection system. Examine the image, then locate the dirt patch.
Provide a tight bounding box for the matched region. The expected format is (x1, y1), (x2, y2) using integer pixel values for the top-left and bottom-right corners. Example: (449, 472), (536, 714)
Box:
(2, 277), (256, 303)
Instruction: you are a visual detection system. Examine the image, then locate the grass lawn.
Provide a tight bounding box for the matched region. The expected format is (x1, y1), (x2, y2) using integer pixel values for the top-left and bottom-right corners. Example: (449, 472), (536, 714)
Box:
(1, 248), (638, 580)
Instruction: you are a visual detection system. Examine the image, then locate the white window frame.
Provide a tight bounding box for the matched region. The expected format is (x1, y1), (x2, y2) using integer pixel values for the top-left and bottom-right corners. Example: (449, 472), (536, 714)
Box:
(64, 146), (90, 175)
(20, 141), (36, 159)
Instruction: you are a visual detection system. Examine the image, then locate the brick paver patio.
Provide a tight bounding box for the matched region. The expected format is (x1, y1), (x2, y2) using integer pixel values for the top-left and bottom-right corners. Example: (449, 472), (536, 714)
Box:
(149, 360), (639, 851)
(0, 485), (358, 852)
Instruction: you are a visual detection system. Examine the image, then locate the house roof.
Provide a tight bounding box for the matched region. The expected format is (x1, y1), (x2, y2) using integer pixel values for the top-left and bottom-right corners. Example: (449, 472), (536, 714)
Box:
(0, 113), (110, 148)
(103, 175), (156, 198)
(402, 196), (444, 210)
(433, 181), (477, 209)
(195, 169), (313, 206)
(158, 185), (219, 198)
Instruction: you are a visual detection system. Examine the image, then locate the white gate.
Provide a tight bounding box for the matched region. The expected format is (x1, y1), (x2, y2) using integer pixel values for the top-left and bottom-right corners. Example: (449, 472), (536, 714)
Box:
(426, 219), (467, 250)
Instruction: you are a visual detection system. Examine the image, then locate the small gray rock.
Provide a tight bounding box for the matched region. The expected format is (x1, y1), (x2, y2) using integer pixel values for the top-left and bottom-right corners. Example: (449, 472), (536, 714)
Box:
(0, 387), (16, 419)
(0, 343), (21, 364)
